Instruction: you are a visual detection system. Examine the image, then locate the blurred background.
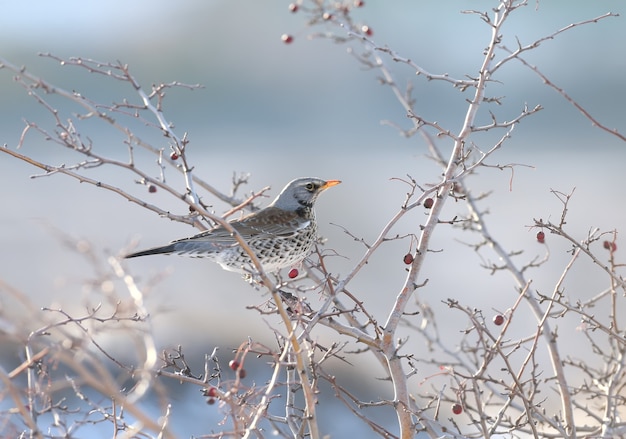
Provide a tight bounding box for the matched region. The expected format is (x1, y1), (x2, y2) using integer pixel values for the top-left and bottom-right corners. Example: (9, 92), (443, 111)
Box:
(1, 1), (625, 437)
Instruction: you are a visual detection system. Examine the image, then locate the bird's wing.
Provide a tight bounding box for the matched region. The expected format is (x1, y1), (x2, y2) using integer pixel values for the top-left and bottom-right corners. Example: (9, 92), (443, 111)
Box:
(236, 207), (309, 238)
(173, 207), (308, 248)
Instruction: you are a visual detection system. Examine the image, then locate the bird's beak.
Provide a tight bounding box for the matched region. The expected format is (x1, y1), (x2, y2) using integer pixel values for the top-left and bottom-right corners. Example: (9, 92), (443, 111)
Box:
(321, 180), (341, 190)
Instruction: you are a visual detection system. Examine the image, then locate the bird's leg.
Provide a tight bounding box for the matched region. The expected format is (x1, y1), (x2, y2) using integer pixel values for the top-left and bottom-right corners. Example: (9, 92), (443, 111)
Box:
(279, 290), (313, 316)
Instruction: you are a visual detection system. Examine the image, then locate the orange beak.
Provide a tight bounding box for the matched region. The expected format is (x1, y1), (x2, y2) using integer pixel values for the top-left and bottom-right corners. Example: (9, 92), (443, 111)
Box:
(321, 180), (341, 190)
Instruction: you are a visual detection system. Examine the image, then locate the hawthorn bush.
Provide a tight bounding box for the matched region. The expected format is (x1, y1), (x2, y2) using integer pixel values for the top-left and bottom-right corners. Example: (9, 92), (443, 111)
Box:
(1, 2), (625, 438)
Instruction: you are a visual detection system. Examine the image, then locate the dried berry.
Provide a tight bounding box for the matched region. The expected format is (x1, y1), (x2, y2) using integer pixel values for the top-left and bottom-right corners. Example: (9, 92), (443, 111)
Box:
(603, 240), (617, 252)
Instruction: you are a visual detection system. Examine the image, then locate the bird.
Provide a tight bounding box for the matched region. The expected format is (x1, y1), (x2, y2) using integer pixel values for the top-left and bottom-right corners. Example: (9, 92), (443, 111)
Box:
(125, 177), (341, 275)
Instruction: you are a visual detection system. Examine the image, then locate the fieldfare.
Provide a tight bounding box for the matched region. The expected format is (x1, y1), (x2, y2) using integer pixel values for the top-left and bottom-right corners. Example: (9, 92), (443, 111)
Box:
(125, 177), (341, 274)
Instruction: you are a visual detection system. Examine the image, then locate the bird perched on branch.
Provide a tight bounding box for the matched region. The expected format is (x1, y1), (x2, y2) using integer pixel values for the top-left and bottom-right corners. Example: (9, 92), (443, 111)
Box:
(125, 177), (341, 275)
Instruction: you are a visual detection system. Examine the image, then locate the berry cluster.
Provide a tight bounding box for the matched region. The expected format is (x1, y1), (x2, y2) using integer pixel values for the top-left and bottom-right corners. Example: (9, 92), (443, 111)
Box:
(205, 386), (218, 405)
(283, 1), (371, 44)
(229, 359), (247, 379)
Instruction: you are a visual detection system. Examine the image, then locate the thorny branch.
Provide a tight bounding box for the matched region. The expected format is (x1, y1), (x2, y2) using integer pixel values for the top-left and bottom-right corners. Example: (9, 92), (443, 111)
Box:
(1, 1), (625, 439)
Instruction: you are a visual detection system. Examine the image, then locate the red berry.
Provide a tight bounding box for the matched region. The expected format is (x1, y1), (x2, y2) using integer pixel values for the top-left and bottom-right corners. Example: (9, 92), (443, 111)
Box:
(536, 231), (545, 243)
(170, 151), (179, 160)
(603, 240), (617, 252)
(354, 0), (364, 6)
(148, 184), (157, 193)
(493, 314), (504, 326)
(281, 34), (294, 44)
(229, 359), (240, 370)
(423, 197), (434, 209)
(206, 387), (218, 398)
(288, 268), (299, 279)
(361, 25), (373, 36)
(452, 403), (463, 415)
(288, 3), (298, 12)
(207, 398), (216, 405)
(403, 253), (414, 265)
(237, 368), (247, 379)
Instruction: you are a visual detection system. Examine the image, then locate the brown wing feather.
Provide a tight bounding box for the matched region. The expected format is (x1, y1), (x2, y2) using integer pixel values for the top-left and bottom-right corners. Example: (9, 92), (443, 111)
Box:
(173, 207), (307, 247)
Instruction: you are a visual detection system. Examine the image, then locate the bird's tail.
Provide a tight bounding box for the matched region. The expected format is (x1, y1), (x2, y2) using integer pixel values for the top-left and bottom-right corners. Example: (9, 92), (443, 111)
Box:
(125, 244), (177, 259)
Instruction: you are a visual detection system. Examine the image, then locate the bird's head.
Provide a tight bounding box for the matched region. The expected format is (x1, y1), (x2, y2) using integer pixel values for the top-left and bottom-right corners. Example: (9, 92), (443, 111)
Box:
(270, 177), (341, 211)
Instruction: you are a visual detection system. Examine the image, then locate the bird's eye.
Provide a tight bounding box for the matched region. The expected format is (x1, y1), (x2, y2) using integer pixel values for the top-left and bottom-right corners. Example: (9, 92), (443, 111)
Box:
(305, 183), (315, 191)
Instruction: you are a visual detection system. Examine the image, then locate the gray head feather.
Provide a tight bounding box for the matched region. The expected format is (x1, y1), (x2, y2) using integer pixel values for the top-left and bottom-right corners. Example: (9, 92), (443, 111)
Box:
(269, 177), (338, 211)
